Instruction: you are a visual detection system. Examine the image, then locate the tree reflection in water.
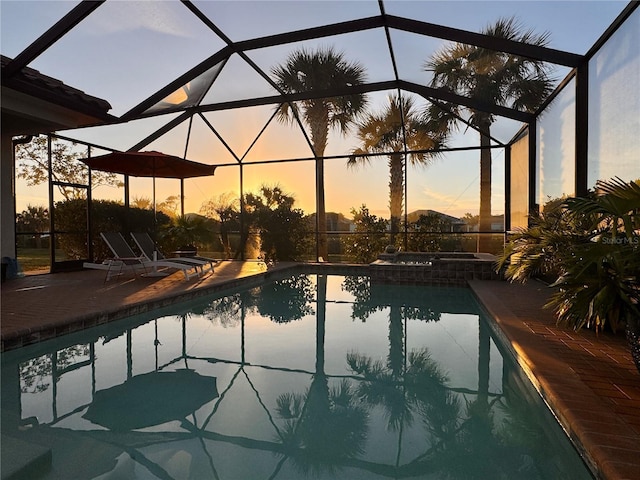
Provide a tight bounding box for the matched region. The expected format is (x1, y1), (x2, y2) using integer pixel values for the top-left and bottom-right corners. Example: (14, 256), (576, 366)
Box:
(274, 274), (369, 476)
(340, 275), (548, 479)
(347, 345), (549, 479)
(20, 344), (90, 394)
(348, 349), (459, 435)
(251, 274), (315, 323)
(275, 377), (369, 476)
(342, 275), (451, 433)
(199, 291), (246, 328)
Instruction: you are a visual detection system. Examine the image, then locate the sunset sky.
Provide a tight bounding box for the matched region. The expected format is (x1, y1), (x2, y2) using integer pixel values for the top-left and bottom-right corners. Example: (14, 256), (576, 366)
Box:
(2, 1), (628, 219)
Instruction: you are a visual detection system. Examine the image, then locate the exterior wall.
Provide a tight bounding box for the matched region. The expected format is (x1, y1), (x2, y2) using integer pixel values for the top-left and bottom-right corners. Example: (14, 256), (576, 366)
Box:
(1, 132), (16, 260)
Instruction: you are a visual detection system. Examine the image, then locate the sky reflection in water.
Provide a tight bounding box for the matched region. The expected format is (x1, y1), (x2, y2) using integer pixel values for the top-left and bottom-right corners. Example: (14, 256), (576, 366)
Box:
(1, 274), (591, 479)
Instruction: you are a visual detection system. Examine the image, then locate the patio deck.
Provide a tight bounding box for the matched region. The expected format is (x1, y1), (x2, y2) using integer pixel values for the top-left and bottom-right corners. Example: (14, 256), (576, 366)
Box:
(1, 261), (639, 479)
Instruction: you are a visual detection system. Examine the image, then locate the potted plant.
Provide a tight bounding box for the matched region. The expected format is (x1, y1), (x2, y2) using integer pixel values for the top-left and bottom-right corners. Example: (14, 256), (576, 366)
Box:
(498, 178), (640, 373)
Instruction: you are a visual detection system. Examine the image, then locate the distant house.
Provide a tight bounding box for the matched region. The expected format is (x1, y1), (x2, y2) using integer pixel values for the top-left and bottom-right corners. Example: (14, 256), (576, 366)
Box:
(407, 210), (467, 232)
(458, 214), (505, 232)
(490, 214), (505, 232)
(309, 212), (355, 232)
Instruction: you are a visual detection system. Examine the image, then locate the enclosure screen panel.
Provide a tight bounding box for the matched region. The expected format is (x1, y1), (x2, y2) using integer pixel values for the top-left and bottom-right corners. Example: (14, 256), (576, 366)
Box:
(588, 8), (640, 186)
(536, 78), (576, 207)
(510, 131), (529, 230)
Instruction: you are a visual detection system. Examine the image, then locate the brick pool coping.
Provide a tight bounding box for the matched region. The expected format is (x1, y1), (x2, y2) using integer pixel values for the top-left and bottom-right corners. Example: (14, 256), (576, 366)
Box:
(468, 280), (640, 480)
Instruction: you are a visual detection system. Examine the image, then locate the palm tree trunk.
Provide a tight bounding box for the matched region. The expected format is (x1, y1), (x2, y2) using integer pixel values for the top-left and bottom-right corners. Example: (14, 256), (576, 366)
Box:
(389, 154), (404, 245)
(477, 119), (493, 253)
(310, 107), (329, 260)
(316, 157), (328, 259)
(387, 305), (404, 378)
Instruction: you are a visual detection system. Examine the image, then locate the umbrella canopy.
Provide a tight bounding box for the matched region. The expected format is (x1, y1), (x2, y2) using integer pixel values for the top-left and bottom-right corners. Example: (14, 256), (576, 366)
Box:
(83, 369), (218, 431)
(81, 150), (215, 217)
(81, 150), (216, 179)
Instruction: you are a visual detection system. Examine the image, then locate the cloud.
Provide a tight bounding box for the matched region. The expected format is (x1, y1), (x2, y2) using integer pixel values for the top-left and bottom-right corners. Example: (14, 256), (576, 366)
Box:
(419, 185), (505, 217)
(419, 189), (478, 217)
(85, 2), (194, 38)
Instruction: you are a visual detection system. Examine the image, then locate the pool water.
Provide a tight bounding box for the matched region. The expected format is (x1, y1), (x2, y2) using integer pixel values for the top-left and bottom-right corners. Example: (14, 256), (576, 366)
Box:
(1, 273), (592, 479)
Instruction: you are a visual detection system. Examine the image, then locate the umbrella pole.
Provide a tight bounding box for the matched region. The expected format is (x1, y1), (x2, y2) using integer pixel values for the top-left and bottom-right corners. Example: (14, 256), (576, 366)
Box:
(153, 176), (157, 223)
(181, 179), (185, 217)
(142, 175), (169, 277)
(143, 171), (168, 277)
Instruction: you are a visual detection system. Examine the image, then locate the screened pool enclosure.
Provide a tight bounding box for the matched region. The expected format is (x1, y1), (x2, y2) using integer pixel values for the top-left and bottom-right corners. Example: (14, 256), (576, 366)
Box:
(2, 1), (638, 271)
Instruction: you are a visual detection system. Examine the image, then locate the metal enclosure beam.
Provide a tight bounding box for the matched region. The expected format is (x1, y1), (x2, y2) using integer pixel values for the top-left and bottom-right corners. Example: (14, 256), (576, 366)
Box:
(575, 64), (589, 197)
(2, 1), (105, 79)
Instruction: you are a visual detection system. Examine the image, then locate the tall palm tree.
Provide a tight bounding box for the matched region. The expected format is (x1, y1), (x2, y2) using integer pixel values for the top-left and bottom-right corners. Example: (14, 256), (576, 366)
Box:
(349, 94), (445, 244)
(272, 47), (368, 259)
(425, 17), (555, 252)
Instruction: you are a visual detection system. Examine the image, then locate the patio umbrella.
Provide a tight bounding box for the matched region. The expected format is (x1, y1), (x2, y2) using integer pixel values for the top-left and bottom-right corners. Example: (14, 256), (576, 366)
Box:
(83, 369), (218, 431)
(81, 150), (216, 215)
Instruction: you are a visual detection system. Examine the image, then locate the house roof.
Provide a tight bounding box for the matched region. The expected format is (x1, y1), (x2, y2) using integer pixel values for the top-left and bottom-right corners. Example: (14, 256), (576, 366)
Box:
(408, 209), (466, 224)
(1, 54), (114, 136)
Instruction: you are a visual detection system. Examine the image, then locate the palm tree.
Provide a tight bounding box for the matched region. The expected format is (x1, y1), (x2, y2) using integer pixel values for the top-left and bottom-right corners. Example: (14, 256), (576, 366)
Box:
(349, 94), (445, 245)
(425, 17), (555, 252)
(272, 47), (368, 259)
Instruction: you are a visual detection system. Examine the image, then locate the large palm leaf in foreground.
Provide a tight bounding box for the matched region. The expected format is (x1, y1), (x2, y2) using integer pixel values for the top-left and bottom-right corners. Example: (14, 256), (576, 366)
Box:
(495, 197), (593, 283)
(499, 177), (640, 373)
(549, 178), (640, 335)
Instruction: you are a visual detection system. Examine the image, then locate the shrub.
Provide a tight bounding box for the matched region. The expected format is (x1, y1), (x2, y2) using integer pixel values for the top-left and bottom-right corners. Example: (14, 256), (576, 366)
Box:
(54, 199), (169, 262)
(342, 205), (388, 263)
(243, 186), (313, 262)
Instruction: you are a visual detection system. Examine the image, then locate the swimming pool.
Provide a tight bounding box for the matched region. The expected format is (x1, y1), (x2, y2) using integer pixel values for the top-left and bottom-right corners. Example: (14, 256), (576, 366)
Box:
(1, 273), (592, 479)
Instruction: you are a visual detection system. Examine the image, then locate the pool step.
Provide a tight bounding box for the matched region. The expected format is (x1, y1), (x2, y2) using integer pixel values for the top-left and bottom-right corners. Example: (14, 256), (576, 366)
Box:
(1, 434), (51, 480)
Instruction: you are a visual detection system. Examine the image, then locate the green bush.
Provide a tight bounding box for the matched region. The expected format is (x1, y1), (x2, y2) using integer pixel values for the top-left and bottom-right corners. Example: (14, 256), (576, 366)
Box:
(342, 205), (388, 263)
(54, 199), (169, 262)
(406, 213), (458, 252)
(243, 186), (313, 262)
(158, 214), (222, 253)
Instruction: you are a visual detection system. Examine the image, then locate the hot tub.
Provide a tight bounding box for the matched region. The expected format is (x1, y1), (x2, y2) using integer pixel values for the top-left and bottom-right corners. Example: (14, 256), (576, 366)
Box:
(369, 251), (501, 285)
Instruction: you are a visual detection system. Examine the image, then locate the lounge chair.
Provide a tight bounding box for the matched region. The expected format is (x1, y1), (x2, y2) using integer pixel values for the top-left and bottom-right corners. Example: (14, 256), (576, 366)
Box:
(130, 232), (216, 275)
(100, 232), (201, 281)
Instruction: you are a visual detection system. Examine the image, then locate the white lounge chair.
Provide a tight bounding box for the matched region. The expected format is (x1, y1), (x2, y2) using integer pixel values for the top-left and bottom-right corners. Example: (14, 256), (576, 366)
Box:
(99, 232), (201, 281)
(130, 232), (216, 275)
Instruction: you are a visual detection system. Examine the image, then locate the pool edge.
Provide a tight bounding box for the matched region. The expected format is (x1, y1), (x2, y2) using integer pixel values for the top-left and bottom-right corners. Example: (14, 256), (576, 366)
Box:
(469, 279), (640, 480)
